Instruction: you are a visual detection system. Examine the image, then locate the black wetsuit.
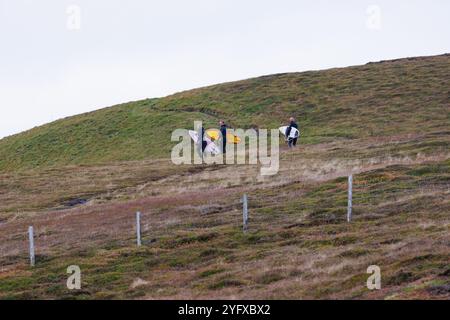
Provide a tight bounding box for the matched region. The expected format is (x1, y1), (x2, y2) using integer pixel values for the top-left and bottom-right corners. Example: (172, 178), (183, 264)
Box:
(220, 124), (227, 154)
(285, 121), (299, 147)
(201, 127), (207, 152)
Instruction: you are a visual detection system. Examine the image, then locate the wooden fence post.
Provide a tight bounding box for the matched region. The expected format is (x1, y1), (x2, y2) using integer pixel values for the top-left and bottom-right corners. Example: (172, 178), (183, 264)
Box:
(136, 212), (142, 247)
(28, 226), (35, 267)
(347, 175), (353, 222)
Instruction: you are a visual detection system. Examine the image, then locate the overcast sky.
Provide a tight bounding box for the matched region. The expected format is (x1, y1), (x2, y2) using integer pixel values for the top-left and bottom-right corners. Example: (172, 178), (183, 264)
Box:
(1, 0), (449, 139)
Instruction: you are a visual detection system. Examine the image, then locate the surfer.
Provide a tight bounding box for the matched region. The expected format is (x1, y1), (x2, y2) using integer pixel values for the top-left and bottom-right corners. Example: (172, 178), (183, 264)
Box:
(195, 126), (208, 159)
(201, 126), (207, 153)
(219, 120), (227, 154)
(285, 117), (299, 148)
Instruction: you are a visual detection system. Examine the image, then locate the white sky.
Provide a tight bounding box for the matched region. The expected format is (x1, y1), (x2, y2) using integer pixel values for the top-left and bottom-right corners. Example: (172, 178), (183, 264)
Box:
(1, 0), (449, 139)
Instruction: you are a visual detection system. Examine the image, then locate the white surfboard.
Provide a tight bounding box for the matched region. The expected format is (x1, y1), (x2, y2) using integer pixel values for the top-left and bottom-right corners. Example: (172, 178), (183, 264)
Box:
(188, 130), (221, 155)
(188, 130), (200, 144)
(279, 126), (300, 138)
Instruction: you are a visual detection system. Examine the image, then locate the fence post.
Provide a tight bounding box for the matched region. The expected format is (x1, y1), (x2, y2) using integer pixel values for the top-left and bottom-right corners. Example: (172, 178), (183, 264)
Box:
(347, 175), (353, 222)
(28, 226), (35, 267)
(136, 212), (142, 247)
(242, 194), (249, 232)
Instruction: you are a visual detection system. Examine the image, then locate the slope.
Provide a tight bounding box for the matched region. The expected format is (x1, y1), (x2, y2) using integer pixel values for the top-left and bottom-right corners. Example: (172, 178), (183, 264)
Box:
(0, 54), (449, 172)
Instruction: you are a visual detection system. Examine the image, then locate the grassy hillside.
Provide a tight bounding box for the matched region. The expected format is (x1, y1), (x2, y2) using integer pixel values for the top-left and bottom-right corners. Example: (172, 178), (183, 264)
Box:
(0, 54), (449, 300)
(0, 54), (449, 171)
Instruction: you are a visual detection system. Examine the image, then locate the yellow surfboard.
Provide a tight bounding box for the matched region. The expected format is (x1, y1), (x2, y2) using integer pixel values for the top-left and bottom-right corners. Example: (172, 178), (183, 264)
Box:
(206, 129), (241, 144)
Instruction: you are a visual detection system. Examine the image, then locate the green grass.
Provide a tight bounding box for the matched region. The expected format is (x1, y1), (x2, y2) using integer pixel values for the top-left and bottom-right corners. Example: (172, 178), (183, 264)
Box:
(0, 54), (449, 171)
(0, 54), (449, 300)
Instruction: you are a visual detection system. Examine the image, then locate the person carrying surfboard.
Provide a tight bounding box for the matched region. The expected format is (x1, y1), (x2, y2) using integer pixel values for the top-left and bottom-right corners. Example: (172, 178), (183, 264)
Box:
(285, 117), (299, 148)
(219, 120), (227, 154)
(201, 126), (208, 153)
(194, 126), (208, 159)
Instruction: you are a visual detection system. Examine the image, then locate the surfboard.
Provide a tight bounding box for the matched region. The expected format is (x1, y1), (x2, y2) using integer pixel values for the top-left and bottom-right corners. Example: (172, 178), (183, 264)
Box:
(188, 130), (221, 155)
(279, 126), (300, 138)
(205, 129), (241, 144)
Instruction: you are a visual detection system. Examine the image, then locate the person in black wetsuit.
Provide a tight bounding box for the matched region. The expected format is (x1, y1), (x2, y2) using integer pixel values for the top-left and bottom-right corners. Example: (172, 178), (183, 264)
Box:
(285, 117), (299, 148)
(201, 126), (207, 153)
(199, 127), (208, 157)
(219, 120), (227, 154)
(195, 126), (208, 159)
